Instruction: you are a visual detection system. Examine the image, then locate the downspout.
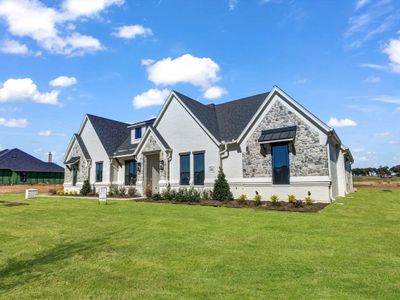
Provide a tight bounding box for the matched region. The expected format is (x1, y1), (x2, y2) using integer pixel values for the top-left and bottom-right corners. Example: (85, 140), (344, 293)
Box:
(326, 142), (334, 202)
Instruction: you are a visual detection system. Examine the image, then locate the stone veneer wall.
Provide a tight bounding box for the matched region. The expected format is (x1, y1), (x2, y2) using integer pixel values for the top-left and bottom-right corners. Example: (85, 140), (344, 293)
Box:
(64, 140), (90, 183)
(243, 100), (329, 178)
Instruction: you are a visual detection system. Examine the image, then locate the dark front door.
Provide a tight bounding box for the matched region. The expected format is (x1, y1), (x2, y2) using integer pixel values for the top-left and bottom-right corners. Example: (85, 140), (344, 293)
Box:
(272, 143), (290, 184)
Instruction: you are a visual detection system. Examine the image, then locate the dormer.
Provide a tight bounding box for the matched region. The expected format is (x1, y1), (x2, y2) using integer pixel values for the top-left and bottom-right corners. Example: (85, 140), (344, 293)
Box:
(128, 118), (156, 144)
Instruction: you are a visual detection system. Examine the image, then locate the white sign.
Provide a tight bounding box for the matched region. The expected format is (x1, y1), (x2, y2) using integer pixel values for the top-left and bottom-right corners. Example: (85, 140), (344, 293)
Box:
(25, 189), (38, 199)
(98, 187), (107, 204)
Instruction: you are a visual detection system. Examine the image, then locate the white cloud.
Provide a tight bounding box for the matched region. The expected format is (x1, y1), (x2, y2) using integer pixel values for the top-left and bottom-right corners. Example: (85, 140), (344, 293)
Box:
(373, 132), (390, 138)
(327, 117), (357, 128)
(229, 0), (238, 10)
(113, 25), (153, 39)
(62, 0), (124, 18)
(0, 0), (121, 56)
(383, 38), (400, 73)
(360, 63), (387, 70)
(145, 54), (221, 89)
(0, 39), (29, 55)
(38, 129), (52, 136)
(355, 0), (369, 11)
(49, 76), (77, 87)
(133, 88), (170, 109)
(0, 117), (28, 128)
(363, 76), (381, 83)
(294, 78), (308, 84)
(371, 95), (400, 104)
(0, 78), (59, 105)
(141, 58), (155, 66)
(203, 86), (227, 100)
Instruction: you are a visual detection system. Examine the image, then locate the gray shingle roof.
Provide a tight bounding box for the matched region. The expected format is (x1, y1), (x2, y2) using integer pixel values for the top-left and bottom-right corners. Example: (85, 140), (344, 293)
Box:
(0, 148), (64, 173)
(174, 91), (269, 142)
(87, 114), (131, 157)
(74, 134), (91, 160)
(113, 135), (138, 157)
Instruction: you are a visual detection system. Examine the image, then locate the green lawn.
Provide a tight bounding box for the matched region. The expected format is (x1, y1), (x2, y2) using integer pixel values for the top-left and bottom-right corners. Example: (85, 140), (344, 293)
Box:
(0, 190), (399, 299)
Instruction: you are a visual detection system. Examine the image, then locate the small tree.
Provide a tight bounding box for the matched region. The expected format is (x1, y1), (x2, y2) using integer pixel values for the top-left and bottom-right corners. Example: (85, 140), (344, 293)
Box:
(80, 179), (91, 195)
(213, 167), (233, 201)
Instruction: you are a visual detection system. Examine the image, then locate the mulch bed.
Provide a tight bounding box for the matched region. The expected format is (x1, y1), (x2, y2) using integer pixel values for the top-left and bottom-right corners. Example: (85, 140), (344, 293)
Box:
(135, 199), (328, 212)
(0, 200), (29, 207)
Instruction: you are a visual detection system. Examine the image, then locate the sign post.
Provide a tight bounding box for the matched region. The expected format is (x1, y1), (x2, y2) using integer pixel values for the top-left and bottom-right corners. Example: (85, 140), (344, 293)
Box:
(98, 187), (107, 204)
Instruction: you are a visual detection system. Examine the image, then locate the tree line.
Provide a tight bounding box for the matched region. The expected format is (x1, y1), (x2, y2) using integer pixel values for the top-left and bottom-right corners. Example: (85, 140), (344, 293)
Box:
(352, 165), (400, 177)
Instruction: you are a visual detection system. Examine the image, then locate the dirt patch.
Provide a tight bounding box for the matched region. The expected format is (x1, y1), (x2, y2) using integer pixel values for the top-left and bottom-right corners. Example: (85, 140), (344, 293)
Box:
(0, 184), (63, 194)
(135, 199), (328, 212)
(0, 200), (29, 207)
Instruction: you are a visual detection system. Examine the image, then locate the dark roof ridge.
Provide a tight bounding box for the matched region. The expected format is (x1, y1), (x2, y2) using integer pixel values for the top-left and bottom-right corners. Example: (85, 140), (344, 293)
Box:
(86, 113), (130, 126)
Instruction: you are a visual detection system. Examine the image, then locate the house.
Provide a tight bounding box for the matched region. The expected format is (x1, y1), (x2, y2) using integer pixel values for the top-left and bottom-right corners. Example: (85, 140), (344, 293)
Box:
(0, 148), (64, 184)
(63, 86), (353, 202)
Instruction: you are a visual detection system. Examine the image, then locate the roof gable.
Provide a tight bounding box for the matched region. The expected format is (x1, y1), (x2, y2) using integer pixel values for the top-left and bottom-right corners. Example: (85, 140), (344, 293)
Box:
(86, 114), (131, 157)
(0, 148), (64, 173)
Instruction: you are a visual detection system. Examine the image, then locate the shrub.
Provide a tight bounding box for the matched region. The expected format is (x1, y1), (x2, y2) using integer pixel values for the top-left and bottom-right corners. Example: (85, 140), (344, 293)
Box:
(305, 196), (313, 205)
(288, 194), (296, 204)
(152, 193), (162, 201)
(48, 189), (57, 195)
(80, 180), (92, 196)
(270, 194), (278, 205)
(294, 199), (304, 208)
(57, 191), (64, 196)
(118, 186), (126, 196)
(254, 193), (262, 206)
(127, 187), (137, 197)
(213, 167), (233, 201)
(175, 188), (187, 202)
(201, 189), (212, 200)
(145, 187), (152, 198)
(238, 194), (247, 205)
(110, 184), (119, 196)
(187, 187), (201, 202)
(72, 191), (78, 196)
(162, 185), (175, 201)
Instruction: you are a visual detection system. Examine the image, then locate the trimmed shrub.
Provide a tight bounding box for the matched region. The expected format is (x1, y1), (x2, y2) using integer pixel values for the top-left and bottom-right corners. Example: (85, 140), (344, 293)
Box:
(110, 184), (119, 196)
(127, 187), (137, 197)
(201, 189), (212, 200)
(48, 189), (57, 195)
(187, 187), (201, 202)
(213, 167), (233, 201)
(254, 194), (262, 206)
(305, 196), (313, 205)
(145, 187), (152, 198)
(152, 193), (162, 201)
(270, 194), (278, 205)
(80, 180), (92, 195)
(238, 194), (247, 205)
(175, 188), (187, 202)
(288, 194), (296, 204)
(118, 186), (126, 196)
(161, 185), (176, 201)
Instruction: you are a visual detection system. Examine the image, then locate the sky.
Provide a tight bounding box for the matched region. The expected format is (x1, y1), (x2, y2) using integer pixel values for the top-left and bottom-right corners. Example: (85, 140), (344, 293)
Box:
(0, 0), (399, 167)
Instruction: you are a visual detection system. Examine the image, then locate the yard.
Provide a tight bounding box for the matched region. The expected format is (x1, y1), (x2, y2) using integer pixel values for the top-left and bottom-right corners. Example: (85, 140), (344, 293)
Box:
(0, 190), (399, 299)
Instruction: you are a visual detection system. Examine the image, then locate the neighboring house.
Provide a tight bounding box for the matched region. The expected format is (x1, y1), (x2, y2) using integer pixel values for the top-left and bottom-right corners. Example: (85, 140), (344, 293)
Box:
(64, 86), (353, 202)
(0, 148), (64, 184)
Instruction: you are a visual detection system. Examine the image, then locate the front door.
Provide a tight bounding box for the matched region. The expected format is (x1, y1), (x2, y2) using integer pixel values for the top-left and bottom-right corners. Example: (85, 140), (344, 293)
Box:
(146, 153), (160, 194)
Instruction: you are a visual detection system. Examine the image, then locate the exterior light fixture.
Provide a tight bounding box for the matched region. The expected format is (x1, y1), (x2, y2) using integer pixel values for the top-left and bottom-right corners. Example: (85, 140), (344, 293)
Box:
(137, 162), (141, 173)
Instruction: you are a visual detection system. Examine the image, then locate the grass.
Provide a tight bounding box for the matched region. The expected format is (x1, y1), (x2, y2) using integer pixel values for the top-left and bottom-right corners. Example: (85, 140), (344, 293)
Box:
(0, 190), (399, 299)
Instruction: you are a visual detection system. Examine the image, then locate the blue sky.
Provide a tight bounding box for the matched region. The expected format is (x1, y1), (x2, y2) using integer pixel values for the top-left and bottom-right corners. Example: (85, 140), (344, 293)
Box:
(0, 0), (399, 167)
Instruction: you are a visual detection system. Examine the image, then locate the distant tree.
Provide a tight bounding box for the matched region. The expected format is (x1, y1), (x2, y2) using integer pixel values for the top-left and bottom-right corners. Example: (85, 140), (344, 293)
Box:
(377, 166), (391, 177)
(390, 165), (400, 177)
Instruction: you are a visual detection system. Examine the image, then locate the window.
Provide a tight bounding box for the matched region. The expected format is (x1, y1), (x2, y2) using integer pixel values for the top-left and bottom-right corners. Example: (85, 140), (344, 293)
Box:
(194, 152), (205, 185)
(135, 127), (142, 139)
(125, 160), (137, 185)
(72, 166), (78, 186)
(272, 143), (290, 184)
(180, 154), (190, 185)
(95, 162), (103, 182)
